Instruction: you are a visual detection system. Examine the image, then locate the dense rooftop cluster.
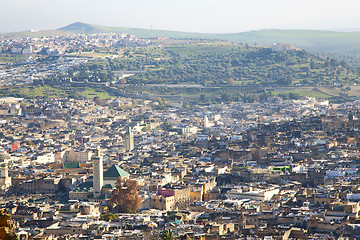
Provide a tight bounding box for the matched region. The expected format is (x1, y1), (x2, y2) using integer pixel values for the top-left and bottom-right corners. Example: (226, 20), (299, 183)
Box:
(0, 33), (155, 55)
(0, 33), (161, 87)
(1, 95), (360, 239)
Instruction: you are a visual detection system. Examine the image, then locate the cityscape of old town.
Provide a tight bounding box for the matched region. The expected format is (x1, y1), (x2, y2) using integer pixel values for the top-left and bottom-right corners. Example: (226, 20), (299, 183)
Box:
(2, 1), (360, 239)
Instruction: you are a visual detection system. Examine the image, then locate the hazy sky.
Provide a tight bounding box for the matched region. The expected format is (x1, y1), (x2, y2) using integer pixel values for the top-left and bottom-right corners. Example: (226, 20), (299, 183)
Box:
(1, 0), (360, 33)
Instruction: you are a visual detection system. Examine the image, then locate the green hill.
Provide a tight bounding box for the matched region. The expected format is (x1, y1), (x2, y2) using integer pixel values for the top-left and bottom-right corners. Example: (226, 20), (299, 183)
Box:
(58, 22), (110, 34)
(219, 29), (360, 55)
(3, 41), (360, 102)
(3, 22), (360, 55)
(123, 43), (360, 87)
(53, 42), (359, 88)
(57, 23), (360, 55)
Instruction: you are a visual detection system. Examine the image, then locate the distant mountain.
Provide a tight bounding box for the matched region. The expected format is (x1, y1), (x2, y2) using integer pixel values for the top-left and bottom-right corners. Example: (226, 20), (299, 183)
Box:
(58, 22), (213, 38)
(58, 22), (111, 34)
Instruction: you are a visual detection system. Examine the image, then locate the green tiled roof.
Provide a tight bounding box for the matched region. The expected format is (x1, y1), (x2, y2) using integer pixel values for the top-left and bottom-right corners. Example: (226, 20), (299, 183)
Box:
(64, 162), (80, 169)
(76, 181), (93, 192)
(102, 184), (115, 189)
(103, 165), (129, 179)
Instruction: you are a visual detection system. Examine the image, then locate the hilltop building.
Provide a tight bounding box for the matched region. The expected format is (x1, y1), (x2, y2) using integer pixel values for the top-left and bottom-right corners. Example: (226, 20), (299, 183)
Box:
(272, 43), (296, 51)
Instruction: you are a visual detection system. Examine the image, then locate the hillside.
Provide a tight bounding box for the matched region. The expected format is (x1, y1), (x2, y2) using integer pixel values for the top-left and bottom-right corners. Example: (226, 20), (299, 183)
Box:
(3, 22), (360, 55)
(1, 29), (73, 38)
(219, 29), (360, 55)
(50, 42), (359, 88)
(123, 43), (360, 86)
(2, 41), (360, 102)
(58, 23), (360, 55)
(57, 22), (110, 34)
(58, 22), (214, 39)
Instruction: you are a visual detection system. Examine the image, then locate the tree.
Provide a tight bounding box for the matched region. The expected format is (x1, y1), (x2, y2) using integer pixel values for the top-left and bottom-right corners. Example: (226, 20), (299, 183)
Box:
(159, 229), (174, 240)
(56, 180), (69, 193)
(157, 97), (164, 105)
(100, 213), (118, 222)
(109, 178), (142, 213)
(199, 94), (207, 102)
(278, 93), (289, 100)
(220, 92), (231, 102)
(0, 209), (18, 240)
(288, 92), (301, 100)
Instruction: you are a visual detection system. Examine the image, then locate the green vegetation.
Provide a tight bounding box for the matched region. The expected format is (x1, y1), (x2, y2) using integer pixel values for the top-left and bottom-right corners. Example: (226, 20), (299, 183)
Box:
(60, 43), (360, 87)
(0, 54), (27, 63)
(159, 229), (174, 240)
(109, 178), (142, 214)
(160, 122), (182, 135)
(56, 23), (360, 55)
(218, 30), (360, 54)
(100, 213), (118, 221)
(271, 88), (331, 99)
(3, 39), (360, 103)
(0, 85), (67, 98)
(5, 22), (360, 56)
(126, 43), (360, 86)
(77, 88), (114, 99)
(0, 85), (114, 100)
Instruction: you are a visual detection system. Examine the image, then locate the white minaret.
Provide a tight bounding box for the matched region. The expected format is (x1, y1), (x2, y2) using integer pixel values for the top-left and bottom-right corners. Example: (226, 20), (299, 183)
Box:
(93, 147), (103, 198)
(204, 115), (210, 128)
(125, 127), (134, 152)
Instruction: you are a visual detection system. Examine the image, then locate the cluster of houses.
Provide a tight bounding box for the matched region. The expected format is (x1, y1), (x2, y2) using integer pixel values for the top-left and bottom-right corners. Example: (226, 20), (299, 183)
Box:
(1, 95), (360, 239)
(0, 32), (156, 55)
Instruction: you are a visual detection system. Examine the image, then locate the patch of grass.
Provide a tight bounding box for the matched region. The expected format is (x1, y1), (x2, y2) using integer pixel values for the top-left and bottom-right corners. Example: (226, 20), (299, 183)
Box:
(0, 84), (115, 100)
(0, 84), (67, 98)
(0, 55), (27, 63)
(69, 52), (113, 59)
(272, 90), (327, 99)
(77, 88), (114, 99)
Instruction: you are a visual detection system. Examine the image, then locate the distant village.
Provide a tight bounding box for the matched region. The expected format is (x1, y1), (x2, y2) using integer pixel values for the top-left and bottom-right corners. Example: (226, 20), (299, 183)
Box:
(0, 33), (163, 87)
(0, 33), (157, 55)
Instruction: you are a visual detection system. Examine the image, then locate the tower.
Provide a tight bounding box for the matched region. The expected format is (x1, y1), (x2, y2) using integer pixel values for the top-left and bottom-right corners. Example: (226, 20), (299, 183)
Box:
(125, 127), (134, 152)
(0, 162), (11, 191)
(204, 115), (210, 128)
(239, 212), (247, 229)
(1, 163), (8, 179)
(92, 148), (103, 198)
